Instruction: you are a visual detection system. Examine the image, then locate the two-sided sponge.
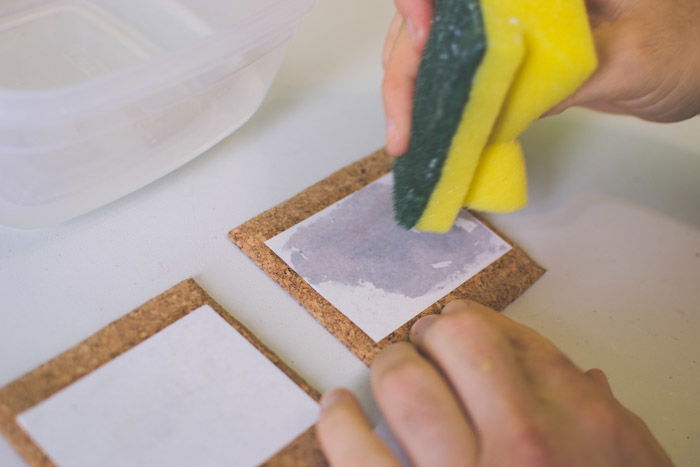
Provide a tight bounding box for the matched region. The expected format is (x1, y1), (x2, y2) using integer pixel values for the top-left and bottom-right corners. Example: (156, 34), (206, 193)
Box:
(393, 0), (597, 232)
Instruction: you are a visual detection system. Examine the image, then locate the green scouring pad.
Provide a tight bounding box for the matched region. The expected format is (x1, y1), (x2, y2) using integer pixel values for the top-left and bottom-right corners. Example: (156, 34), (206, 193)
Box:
(393, 0), (487, 231)
(393, 0), (597, 233)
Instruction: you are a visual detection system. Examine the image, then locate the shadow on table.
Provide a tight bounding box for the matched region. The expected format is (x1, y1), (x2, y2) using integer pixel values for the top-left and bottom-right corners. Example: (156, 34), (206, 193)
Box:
(520, 114), (700, 228)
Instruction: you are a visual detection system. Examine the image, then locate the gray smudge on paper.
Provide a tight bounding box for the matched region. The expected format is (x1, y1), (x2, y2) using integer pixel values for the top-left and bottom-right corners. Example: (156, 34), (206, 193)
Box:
(280, 178), (506, 298)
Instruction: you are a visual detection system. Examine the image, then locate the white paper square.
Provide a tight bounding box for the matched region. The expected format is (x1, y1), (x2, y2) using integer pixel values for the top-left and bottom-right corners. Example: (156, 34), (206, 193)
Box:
(17, 305), (318, 467)
(266, 174), (511, 341)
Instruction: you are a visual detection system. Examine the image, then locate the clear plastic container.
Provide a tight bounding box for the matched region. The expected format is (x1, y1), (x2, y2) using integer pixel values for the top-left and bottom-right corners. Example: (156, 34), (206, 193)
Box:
(0, 0), (315, 228)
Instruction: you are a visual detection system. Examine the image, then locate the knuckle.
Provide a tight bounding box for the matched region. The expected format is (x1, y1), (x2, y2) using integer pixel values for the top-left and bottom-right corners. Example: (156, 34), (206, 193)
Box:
(542, 349), (580, 373)
(508, 423), (557, 467)
(614, 28), (658, 74)
(371, 352), (442, 434)
(373, 353), (426, 396)
(576, 398), (622, 436)
(372, 350), (429, 399)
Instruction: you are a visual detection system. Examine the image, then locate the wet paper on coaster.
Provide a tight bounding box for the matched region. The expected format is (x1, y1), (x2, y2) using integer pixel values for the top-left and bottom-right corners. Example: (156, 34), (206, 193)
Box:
(0, 279), (326, 467)
(229, 150), (545, 365)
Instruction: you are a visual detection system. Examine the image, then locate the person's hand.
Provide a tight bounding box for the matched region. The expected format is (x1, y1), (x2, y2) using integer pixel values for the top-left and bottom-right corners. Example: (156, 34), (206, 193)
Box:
(382, 0), (700, 156)
(382, 0), (433, 157)
(317, 299), (673, 466)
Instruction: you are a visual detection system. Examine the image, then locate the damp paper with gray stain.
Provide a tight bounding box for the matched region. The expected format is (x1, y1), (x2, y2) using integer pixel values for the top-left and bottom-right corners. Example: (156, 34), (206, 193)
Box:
(265, 174), (512, 342)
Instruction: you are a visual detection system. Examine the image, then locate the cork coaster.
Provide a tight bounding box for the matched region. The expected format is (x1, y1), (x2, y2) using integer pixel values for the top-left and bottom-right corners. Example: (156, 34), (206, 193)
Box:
(0, 279), (326, 467)
(230, 149), (546, 365)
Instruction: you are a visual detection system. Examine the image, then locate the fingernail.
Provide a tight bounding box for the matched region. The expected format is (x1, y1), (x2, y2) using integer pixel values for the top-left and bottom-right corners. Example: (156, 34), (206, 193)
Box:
(320, 388), (348, 411)
(410, 314), (439, 340)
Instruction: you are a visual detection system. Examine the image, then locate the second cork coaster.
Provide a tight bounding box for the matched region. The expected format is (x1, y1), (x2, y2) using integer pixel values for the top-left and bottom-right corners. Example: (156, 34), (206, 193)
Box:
(0, 279), (326, 467)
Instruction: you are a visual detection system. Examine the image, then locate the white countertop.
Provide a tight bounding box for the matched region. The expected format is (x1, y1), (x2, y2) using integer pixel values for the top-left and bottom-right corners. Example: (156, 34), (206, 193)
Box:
(1, 2), (698, 465)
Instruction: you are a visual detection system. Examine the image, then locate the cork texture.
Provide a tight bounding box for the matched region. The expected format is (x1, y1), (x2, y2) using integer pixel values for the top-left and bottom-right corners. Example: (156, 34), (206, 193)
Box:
(230, 149), (546, 365)
(0, 279), (326, 467)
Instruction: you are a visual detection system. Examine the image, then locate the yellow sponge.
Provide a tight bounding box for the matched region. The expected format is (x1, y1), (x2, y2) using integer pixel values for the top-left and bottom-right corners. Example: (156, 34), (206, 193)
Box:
(464, 0), (597, 214)
(489, 0), (598, 143)
(462, 141), (528, 212)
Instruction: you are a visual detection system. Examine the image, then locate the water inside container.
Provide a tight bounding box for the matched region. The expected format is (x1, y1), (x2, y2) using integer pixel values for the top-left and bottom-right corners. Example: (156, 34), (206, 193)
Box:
(0, 0), (220, 90)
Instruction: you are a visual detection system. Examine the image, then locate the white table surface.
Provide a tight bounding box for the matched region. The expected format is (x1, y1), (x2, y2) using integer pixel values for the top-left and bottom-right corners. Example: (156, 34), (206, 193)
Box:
(1, 2), (698, 465)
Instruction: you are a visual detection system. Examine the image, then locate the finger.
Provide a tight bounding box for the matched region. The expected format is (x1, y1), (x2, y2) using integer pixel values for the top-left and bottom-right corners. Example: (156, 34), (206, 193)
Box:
(394, 0), (433, 51)
(445, 301), (584, 380)
(446, 301), (599, 397)
(383, 26), (421, 156)
(443, 302), (612, 418)
(371, 342), (478, 466)
(317, 389), (399, 467)
(383, 13), (404, 69)
(412, 300), (538, 439)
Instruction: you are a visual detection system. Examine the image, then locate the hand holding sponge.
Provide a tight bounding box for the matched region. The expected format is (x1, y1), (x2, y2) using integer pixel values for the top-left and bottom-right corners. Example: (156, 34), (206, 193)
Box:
(393, 0), (597, 232)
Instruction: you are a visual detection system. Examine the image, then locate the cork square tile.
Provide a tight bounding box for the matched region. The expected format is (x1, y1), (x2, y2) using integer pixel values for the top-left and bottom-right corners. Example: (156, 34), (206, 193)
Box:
(229, 150), (545, 365)
(0, 279), (326, 467)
